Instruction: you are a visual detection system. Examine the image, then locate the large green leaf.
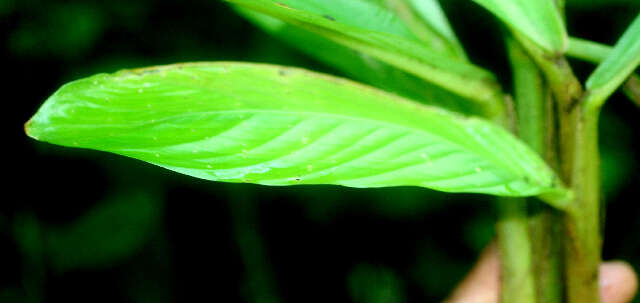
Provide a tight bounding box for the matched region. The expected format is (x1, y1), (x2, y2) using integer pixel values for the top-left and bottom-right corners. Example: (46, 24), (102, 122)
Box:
(236, 8), (482, 116)
(471, 0), (567, 52)
(26, 63), (568, 205)
(585, 14), (640, 108)
(226, 0), (504, 117)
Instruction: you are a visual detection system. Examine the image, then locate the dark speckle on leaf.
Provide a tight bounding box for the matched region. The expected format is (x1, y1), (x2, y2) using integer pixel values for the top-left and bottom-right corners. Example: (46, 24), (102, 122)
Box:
(278, 69), (293, 76)
(323, 14), (335, 21)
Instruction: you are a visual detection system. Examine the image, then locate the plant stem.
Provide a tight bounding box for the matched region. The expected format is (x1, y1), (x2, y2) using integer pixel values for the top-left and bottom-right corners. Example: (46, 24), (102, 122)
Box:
(228, 186), (282, 303)
(562, 106), (601, 303)
(491, 97), (538, 303)
(491, 40), (540, 303)
(532, 90), (565, 303)
(495, 198), (537, 303)
(514, 33), (602, 303)
(507, 37), (564, 303)
(528, 202), (564, 303)
(567, 37), (610, 63)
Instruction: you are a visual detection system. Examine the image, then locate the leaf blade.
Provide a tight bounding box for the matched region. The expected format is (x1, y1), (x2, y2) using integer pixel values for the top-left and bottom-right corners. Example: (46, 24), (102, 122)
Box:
(585, 14), (640, 109)
(236, 8), (482, 115)
(361, 0), (467, 60)
(471, 0), (567, 52)
(405, 0), (466, 58)
(26, 63), (568, 204)
(226, 0), (504, 117)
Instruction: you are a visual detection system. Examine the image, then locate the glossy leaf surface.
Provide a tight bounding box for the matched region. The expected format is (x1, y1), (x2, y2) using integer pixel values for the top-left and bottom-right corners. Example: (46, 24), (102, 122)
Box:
(471, 0), (567, 52)
(226, 0), (504, 116)
(26, 63), (567, 202)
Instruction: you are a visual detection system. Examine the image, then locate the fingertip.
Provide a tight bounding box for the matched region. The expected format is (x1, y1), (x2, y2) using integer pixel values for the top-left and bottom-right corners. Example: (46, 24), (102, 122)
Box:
(600, 261), (638, 303)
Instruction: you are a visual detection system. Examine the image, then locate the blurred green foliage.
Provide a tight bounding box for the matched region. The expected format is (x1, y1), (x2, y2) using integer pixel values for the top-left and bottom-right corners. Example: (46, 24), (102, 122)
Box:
(9, 3), (105, 58)
(348, 264), (406, 303)
(567, 0), (640, 8)
(4, 0), (640, 302)
(44, 191), (161, 272)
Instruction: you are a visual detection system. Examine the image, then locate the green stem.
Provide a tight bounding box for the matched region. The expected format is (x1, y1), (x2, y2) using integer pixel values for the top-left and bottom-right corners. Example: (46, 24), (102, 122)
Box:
(13, 214), (45, 303)
(533, 91), (565, 303)
(528, 203), (564, 303)
(491, 39), (540, 303)
(228, 186), (282, 303)
(562, 107), (601, 303)
(496, 198), (536, 303)
(507, 37), (564, 303)
(514, 32), (601, 303)
(567, 37), (610, 63)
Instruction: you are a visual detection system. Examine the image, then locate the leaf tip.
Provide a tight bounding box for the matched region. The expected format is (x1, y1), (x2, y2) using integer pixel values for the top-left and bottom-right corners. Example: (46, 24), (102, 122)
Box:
(24, 117), (39, 140)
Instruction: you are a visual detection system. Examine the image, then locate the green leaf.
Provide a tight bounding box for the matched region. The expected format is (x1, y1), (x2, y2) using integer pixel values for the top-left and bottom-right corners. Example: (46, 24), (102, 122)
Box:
(26, 63), (568, 205)
(566, 36), (640, 108)
(585, 14), (640, 109)
(226, 0), (504, 118)
(360, 0), (467, 60)
(471, 0), (567, 52)
(45, 191), (160, 272)
(404, 0), (467, 59)
(236, 8), (482, 116)
(252, 0), (419, 41)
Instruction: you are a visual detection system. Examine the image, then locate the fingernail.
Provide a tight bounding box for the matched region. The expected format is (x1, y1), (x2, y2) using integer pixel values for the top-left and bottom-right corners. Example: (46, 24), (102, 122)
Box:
(600, 261), (638, 303)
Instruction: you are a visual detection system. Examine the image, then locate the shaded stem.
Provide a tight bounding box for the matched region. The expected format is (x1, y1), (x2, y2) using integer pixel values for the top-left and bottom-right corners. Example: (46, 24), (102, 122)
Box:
(514, 33), (601, 303)
(528, 203), (564, 303)
(496, 198), (537, 303)
(492, 40), (539, 302)
(562, 105), (602, 303)
(507, 37), (564, 303)
(531, 90), (565, 303)
(228, 186), (282, 303)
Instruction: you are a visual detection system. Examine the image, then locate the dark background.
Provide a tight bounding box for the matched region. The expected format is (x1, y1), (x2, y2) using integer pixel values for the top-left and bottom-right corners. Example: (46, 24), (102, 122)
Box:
(2, 0), (640, 302)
